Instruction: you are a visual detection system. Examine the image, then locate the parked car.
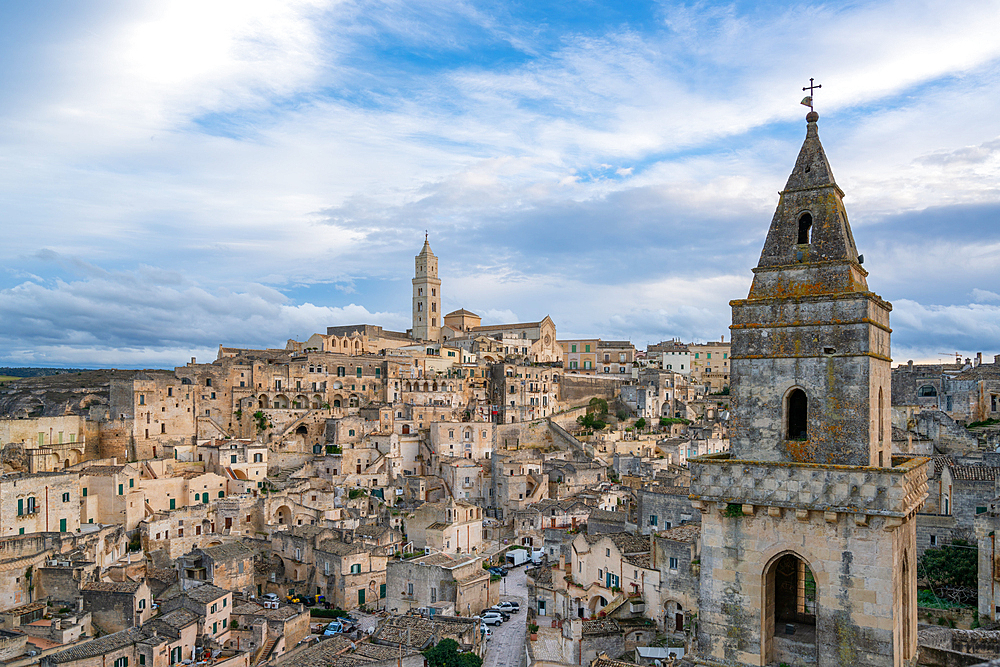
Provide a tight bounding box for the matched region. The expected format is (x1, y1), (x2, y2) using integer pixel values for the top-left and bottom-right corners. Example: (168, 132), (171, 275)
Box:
(262, 593), (279, 601)
(323, 621), (345, 636)
(497, 601), (519, 613)
(480, 612), (504, 626)
(484, 607), (510, 621)
(488, 566), (508, 577)
(480, 624), (492, 638)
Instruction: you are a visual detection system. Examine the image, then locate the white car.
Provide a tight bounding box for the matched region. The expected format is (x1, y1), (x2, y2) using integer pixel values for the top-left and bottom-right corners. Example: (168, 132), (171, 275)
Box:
(480, 624), (492, 638)
(497, 601), (519, 613)
(481, 613), (504, 626)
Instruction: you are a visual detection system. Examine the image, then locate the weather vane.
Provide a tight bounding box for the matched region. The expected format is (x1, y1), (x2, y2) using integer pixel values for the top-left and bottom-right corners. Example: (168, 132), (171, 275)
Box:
(801, 78), (821, 110)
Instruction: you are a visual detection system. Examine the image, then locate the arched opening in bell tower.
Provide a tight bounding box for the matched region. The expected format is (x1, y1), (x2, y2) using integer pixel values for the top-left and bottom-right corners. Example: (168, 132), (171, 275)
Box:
(797, 212), (813, 244)
(785, 388), (808, 440)
(764, 552), (817, 663)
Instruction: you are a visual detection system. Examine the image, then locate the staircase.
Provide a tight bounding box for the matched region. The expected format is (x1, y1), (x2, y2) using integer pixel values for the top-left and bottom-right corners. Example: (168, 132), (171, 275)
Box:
(253, 636), (278, 666)
(267, 465), (306, 489)
(599, 593), (629, 617)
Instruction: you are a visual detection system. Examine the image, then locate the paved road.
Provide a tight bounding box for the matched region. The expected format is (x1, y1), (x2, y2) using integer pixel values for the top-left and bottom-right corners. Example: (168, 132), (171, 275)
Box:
(483, 567), (527, 667)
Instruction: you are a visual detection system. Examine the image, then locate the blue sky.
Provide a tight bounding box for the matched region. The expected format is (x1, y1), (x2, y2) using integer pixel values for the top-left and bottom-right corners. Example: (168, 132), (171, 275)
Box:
(1, 0), (999, 368)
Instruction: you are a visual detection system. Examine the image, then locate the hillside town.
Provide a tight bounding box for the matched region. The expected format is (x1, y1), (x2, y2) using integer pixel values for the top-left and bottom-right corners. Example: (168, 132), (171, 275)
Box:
(0, 114), (999, 667)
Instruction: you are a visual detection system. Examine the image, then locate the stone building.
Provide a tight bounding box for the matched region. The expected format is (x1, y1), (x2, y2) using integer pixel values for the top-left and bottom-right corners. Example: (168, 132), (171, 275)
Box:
(312, 539), (388, 610)
(406, 499), (484, 554)
(79, 463), (144, 530)
(689, 110), (927, 666)
(385, 552), (491, 617)
(687, 337), (731, 393)
(651, 524), (700, 635)
(0, 471), (81, 537)
(636, 484), (697, 534)
(81, 580), (154, 634)
(178, 541), (256, 594)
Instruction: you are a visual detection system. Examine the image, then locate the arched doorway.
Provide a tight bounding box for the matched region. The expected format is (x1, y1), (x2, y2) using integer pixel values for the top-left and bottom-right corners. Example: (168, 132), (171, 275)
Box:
(785, 388), (808, 440)
(663, 600), (684, 632)
(764, 552), (816, 664)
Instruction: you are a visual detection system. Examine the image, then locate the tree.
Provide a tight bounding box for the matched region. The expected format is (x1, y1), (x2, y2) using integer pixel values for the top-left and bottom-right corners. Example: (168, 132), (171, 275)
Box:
(423, 639), (482, 667)
(920, 540), (977, 588)
(635, 417), (646, 430)
(589, 397), (609, 416)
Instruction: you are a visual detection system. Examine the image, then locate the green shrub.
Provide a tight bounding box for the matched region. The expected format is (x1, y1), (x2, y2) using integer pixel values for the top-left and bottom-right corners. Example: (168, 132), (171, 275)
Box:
(310, 608), (348, 618)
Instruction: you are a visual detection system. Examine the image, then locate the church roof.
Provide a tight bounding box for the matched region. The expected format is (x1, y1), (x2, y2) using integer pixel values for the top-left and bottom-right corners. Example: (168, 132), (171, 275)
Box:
(445, 308), (479, 318)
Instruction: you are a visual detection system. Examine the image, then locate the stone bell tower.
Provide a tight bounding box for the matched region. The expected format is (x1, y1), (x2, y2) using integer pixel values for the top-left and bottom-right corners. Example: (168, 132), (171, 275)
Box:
(689, 108), (928, 667)
(412, 235), (441, 342)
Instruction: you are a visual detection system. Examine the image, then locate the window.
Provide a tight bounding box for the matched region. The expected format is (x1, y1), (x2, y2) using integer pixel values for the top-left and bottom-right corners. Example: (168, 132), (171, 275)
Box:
(254, 453), (263, 463)
(669, 557), (679, 569)
(118, 484), (124, 495)
(139, 394), (145, 405)
(786, 388), (808, 440)
(408, 583), (414, 596)
(169, 499), (175, 510)
(219, 491), (225, 498)
(114, 658), (129, 667)
(351, 564), (361, 574)
(211, 603), (218, 613)
(62, 492), (70, 502)
(139, 598), (146, 610)
(349, 429), (355, 436)
(231, 454), (237, 463)
(82, 487), (87, 497)
(571, 344), (577, 353)
(140, 654), (146, 665)
(606, 548), (611, 557)
(978, 507), (988, 514)
(930, 535), (937, 546)
(130, 478), (134, 488)
(356, 367), (363, 377)
(223, 618), (227, 629)
(797, 212), (813, 244)
(431, 587), (437, 603)
(918, 385), (938, 397)
(650, 514), (658, 526)
(213, 622), (218, 634)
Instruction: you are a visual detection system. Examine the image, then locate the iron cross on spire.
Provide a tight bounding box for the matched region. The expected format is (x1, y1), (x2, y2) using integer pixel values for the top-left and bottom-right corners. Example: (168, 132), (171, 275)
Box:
(801, 78), (821, 110)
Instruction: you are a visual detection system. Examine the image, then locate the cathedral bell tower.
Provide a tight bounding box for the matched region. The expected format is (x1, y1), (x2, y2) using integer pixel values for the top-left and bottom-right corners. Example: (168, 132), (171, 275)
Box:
(412, 235), (441, 342)
(689, 106), (928, 667)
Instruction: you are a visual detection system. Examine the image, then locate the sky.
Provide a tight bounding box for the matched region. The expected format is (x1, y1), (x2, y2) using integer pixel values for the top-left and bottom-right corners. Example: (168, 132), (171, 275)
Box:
(1, 0), (999, 369)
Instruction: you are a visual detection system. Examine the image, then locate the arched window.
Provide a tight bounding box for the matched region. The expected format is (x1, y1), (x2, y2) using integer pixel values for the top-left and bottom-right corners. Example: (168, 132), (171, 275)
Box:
(786, 388), (807, 440)
(918, 385), (937, 397)
(797, 213), (813, 244)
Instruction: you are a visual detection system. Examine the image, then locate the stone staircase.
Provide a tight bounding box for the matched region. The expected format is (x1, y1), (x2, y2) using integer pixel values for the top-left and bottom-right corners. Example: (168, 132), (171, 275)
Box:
(267, 464), (306, 489)
(253, 636), (278, 666)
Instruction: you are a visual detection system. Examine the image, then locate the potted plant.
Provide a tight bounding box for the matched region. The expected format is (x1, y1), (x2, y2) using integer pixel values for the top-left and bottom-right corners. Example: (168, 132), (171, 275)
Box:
(529, 623), (539, 641)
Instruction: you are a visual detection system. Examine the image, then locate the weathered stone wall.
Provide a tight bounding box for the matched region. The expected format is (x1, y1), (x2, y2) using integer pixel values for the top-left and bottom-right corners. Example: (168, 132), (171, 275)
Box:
(558, 376), (623, 404)
(696, 504), (918, 667)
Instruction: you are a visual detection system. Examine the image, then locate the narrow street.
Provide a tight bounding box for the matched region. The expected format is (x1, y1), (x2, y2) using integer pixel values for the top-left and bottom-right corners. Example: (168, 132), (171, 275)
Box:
(483, 566), (528, 667)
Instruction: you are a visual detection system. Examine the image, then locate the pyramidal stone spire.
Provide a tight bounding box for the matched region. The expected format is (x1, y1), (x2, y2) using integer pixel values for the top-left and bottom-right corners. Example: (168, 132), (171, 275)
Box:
(750, 112), (866, 300)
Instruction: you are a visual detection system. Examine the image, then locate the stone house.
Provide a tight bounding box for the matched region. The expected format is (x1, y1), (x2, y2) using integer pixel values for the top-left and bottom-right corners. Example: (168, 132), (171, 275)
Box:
(39, 607), (202, 667)
(635, 485), (697, 535)
(370, 614), (481, 653)
(196, 439), (268, 493)
(312, 539), (388, 610)
(159, 583), (233, 644)
(179, 541), (256, 594)
(547, 462), (605, 498)
(81, 580), (154, 634)
(407, 499), (484, 554)
(436, 457), (486, 502)
(0, 471), (81, 537)
(565, 532), (656, 618)
(230, 599), (310, 653)
(352, 524), (404, 556)
(586, 509), (629, 535)
(940, 463), (1000, 540)
(385, 552), (491, 617)
(490, 453), (547, 517)
(650, 524), (700, 634)
(428, 422), (493, 461)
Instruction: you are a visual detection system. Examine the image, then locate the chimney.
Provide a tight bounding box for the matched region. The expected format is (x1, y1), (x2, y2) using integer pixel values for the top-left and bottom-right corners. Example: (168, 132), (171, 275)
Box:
(191, 357), (196, 364)
(908, 360), (913, 370)
(995, 355), (1000, 365)
(976, 353), (983, 366)
(720, 335), (724, 343)
(558, 554), (565, 571)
